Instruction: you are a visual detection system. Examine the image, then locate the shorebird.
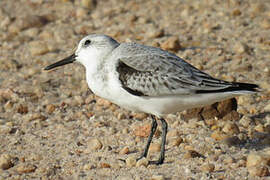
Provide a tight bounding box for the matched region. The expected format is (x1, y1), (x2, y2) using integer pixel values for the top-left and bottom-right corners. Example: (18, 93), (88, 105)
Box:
(45, 34), (259, 164)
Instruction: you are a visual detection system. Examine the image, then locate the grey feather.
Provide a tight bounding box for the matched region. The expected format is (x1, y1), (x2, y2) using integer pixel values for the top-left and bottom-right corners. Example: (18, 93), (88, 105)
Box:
(115, 43), (236, 97)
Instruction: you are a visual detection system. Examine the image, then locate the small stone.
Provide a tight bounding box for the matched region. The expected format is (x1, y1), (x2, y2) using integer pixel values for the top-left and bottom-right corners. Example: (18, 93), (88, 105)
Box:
(184, 150), (204, 159)
(248, 165), (270, 177)
(81, 0), (97, 9)
(217, 98), (237, 118)
(4, 101), (13, 111)
(261, 19), (270, 30)
(96, 98), (112, 108)
(211, 130), (229, 141)
(149, 143), (161, 153)
(17, 104), (28, 114)
(76, 7), (89, 19)
(246, 153), (263, 167)
(9, 15), (49, 33)
(126, 156), (136, 167)
(254, 124), (264, 132)
(23, 28), (39, 37)
(223, 156), (235, 164)
(239, 116), (251, 127)
(200, 163), (215, 172)
(167, 129), (179, 138)
(264, 103), (270, 111)
(151, 175), (165, 180)
(39, 30), (54, 40)
(46, 104), (55, 114)
(233, 42), (248, 54)
(136, 157), (149, 167)
(134, 123), (151, 137)
(0, 154), (13, 170)
(100, 162), (111, 168)
(232, 9), (241, 16)
(17, 163), (36, 174)
(83, 163), (93, 170)
(169, 137), (183, 147)
(0, 125), (12, 134)
(87, 138), (103, 151)
(27, 113), (46, 121)
(119, 146), (129, 155)
(29, 41), (49, 56)
(160, 36), (181, 52)
(74, 95), (84, 105)
(222, 110), (240, 121)
(222, 122), (240, 135)
(131, 112), (148, 120)
(147, 29), (164, 38)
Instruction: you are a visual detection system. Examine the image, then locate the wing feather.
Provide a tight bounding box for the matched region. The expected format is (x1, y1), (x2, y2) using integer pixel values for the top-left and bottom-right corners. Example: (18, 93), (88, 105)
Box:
(114, 43), (246, 97)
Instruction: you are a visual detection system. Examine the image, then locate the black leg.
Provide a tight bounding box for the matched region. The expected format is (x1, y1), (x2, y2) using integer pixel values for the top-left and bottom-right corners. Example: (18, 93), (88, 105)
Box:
(137, 115), (157, 160)
(149, 117), (168, 165)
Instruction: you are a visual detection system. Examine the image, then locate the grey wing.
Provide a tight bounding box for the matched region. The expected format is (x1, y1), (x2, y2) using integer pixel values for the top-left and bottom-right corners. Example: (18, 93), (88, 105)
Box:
(116, 53), (234, 97)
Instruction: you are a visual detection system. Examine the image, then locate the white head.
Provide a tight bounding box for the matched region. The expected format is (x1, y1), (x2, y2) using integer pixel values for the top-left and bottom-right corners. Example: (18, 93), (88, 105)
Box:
(44, 34), (120, 70)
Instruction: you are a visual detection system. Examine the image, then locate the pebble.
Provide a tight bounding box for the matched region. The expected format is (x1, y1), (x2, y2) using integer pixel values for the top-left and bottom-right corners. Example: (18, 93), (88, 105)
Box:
(254, 124), (264, 133)
(126, 156), (136, 167)
(26, 113), (46, 122)
(96, 98), (112, 108)
(260, 19), (270, 30)
(149, 143), (161, 153)
(232, 9), (241, 16)
(168, 137), (183, 147)
(0, 154), (13, 170)
(166, 129), (179, 138)
(81, 0), (97, 9)
(248, 165), (270, 177)
(86, 138), (103, 151)
(0, 125), (12, 134)
(76, 7), (89, 19)
(83, 163), (93, 170)
(200, 163), (215, 172)
(136, 157), (149, 167)
(246, 153), (264, 167)
(99, 162), (111, 168)
(239, 116), (251, 128)
(233, 42), (248, 54)
(264, 103), (270, 111)
(147, 29), (164, 38)
(17, 104), (28, 114)
(29, 41), (49, 56)
(217, 98), (237, 118)
(160, 36), (181, 52)
(46, 104), (56, 114)
(222, 122), (240, 135)
(131, 112), (148, 120)
(222, 110), (240, 121)
(17, 163), (37, 174)
(119, 146), (129, 155)
(184, 150), (204, 159)
(211, 130), (229, 141)
(151, 175), (165, 180)
(9, 15), (49, 33)
(133, 123), (151, 137)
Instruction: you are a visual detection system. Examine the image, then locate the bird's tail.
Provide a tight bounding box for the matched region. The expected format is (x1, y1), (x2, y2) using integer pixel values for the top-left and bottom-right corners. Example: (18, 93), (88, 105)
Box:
(196, 82), (260, 94)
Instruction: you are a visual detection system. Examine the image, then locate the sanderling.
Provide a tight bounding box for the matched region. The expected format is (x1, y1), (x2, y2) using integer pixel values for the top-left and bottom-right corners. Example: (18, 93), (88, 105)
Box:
(45, 34), (259, 165)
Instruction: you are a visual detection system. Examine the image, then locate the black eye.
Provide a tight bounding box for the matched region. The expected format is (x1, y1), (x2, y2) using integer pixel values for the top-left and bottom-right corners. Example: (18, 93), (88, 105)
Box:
(84, 40), (91, 46)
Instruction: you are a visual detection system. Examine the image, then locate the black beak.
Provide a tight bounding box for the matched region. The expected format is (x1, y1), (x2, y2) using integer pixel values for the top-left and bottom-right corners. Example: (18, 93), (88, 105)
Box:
(44, 53), (76, 70)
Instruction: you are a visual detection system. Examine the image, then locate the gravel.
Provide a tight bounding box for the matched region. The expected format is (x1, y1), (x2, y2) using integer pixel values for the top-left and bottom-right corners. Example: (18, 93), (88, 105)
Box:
(0, 0), (269, 179)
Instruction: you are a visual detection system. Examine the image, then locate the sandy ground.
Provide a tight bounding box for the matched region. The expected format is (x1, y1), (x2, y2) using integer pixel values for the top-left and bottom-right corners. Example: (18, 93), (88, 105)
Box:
(0, 0), (270, 179)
